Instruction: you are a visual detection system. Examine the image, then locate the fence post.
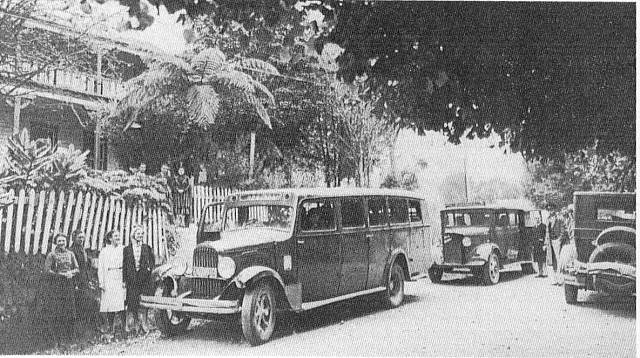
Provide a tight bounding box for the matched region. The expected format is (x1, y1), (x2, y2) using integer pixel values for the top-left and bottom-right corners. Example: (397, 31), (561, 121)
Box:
(71, 191), (84, 236)
(13, 188), (26, 253)
(62, 190), (75, 237)
(80, 192), (93, 238)
(52, 190), (65, 241)
(41, 190), (56, 254)
(0, 193), (6, 252)
(84, 193), (97, 249)
(124, 203), (132, 245)
(4, 189), (14, 252)
(91, 195), (104, 250)
(24, 189), (36, 254)
(98, 196), (110, 250)
(118, 200), (125, 245)
(32, 190), (46, 255)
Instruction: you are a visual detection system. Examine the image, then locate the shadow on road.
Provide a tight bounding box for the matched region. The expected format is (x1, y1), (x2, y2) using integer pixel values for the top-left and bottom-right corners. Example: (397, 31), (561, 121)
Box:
(168, 292), (422, 345)
(437, 270), (530, 286)
(575, 291), (636, 318)
(273, 293), (421, 340)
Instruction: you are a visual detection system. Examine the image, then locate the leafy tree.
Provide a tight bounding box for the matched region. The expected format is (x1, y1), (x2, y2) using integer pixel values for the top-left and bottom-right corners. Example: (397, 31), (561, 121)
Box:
(524, 147), (636, 210)
(327, 79), (392, 187)
(325, 2), (635, 160)
(97, 1), (635, 163)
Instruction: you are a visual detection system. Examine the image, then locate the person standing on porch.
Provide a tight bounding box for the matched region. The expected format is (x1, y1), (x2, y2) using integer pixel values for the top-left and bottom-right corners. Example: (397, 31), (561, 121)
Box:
(98, 230), (126, 336)
(123, 226), (155, 334)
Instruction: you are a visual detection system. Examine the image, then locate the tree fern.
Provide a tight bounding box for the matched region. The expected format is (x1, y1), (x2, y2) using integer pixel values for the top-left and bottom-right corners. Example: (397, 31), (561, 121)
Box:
(235, 58), (279, 76)
(186, 85), (220, 125)
(111, 47), (278, 129)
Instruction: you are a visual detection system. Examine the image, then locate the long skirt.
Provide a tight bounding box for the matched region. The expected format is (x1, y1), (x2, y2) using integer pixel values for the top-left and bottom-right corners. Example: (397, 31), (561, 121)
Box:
(100, 269), (126, 313)
(34, 274), (77, 331)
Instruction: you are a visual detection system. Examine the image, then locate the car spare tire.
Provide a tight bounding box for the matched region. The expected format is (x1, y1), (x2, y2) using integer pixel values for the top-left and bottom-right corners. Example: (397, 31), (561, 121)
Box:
(589, 242), (635, 295)
(589, 242), (635, 265)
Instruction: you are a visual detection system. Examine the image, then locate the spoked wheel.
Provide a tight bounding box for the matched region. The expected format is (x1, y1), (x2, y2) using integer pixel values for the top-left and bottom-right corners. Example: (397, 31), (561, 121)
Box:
(482, 252), (500, 285)
(382, 263), (405, 308)
(241, 281), (276, 346)
(154, 285), (191, 336)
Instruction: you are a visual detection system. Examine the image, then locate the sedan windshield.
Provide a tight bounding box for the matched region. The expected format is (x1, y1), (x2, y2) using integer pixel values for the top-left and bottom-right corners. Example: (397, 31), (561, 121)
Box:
(224, 205), (294, 231)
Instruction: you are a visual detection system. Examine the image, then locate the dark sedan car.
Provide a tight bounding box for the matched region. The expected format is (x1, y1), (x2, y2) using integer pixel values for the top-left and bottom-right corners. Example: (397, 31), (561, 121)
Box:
(429, 204), (538, 285)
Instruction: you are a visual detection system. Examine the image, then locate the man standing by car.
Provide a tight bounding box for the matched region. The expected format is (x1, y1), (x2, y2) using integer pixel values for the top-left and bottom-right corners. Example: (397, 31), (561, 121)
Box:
(532, 216), (547, 277)
(547, 211), (565, 285)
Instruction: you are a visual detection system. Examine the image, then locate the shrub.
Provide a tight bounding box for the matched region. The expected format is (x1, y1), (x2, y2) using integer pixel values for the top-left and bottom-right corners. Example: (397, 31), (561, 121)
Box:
(0, 129), (56, 189)
(380, 170), (419, 191)
(78, 170), (171, 210)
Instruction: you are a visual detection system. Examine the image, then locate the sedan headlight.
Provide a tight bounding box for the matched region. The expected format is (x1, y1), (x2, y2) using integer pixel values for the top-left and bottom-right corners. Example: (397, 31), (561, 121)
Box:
(462, 237), (472, 247)
(217, 256), (236, 279)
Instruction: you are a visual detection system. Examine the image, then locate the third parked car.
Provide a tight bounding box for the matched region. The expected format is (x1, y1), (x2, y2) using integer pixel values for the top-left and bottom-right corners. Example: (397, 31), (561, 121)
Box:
(429, 204), (538, 285)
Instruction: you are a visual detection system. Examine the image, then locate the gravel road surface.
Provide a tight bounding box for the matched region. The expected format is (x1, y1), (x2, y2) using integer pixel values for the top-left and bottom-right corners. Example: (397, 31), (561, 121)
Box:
(76, 270), (635, 357)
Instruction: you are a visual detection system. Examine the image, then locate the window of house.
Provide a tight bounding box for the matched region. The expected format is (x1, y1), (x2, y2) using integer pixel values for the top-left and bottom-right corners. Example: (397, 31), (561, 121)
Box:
(341, 198), (365, 228)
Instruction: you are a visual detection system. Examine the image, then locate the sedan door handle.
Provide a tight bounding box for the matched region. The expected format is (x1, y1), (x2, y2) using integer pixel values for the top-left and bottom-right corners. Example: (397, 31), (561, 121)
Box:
(365, 234), (373, 239)
(297, 239), (305, 244)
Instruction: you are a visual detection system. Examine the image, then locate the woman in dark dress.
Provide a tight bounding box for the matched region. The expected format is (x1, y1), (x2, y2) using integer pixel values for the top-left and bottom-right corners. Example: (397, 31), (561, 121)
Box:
(123, 225), (155, 334)
(39, 233), (79, 342)
(173, 166), (192, 226)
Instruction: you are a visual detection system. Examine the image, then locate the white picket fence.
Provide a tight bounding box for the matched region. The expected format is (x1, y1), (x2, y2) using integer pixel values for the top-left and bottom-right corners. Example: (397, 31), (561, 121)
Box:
(191, 185), (233, 224)
(0, 188), (168, 258)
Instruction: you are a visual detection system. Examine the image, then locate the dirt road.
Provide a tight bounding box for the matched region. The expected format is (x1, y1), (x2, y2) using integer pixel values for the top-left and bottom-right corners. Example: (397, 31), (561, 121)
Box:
(76, 270), (635, 357)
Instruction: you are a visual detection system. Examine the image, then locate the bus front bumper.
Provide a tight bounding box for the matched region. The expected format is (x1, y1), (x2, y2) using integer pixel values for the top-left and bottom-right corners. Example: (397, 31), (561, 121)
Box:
(140, 294), (241, 315)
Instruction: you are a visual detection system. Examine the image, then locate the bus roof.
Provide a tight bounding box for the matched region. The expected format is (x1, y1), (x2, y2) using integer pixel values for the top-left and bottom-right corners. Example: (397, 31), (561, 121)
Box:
(225, 187), (426, 202)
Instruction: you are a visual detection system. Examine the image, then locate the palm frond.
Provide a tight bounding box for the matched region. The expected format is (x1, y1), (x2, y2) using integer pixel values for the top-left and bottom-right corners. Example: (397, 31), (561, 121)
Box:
(152, 54), (192, 73)
(213, 70), (257, 96)
(246, 76), (276, 105)
(186, 85), (221, 126)
(235, 58), (280, 76)
(115, 62), (189, 119)
(244, 94), (272, 129)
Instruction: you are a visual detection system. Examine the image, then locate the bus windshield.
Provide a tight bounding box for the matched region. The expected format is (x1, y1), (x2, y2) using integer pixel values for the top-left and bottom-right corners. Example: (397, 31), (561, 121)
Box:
(444, 210), (492, 227)
(224, 205), (294, 231)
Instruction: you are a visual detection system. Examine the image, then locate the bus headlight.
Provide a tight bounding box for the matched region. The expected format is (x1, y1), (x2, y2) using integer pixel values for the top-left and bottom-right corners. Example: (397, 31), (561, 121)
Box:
(462, 237), (472, 247)
(217, 256), (236, 279)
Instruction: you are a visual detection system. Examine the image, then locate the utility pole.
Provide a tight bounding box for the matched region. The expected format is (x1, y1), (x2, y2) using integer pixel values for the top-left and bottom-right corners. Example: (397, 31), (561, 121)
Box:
(463, 154), (469, 202)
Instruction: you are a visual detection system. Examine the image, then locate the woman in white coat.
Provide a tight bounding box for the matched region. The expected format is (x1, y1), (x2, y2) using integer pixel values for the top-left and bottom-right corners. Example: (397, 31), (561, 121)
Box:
(98, 230), (126, 335)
